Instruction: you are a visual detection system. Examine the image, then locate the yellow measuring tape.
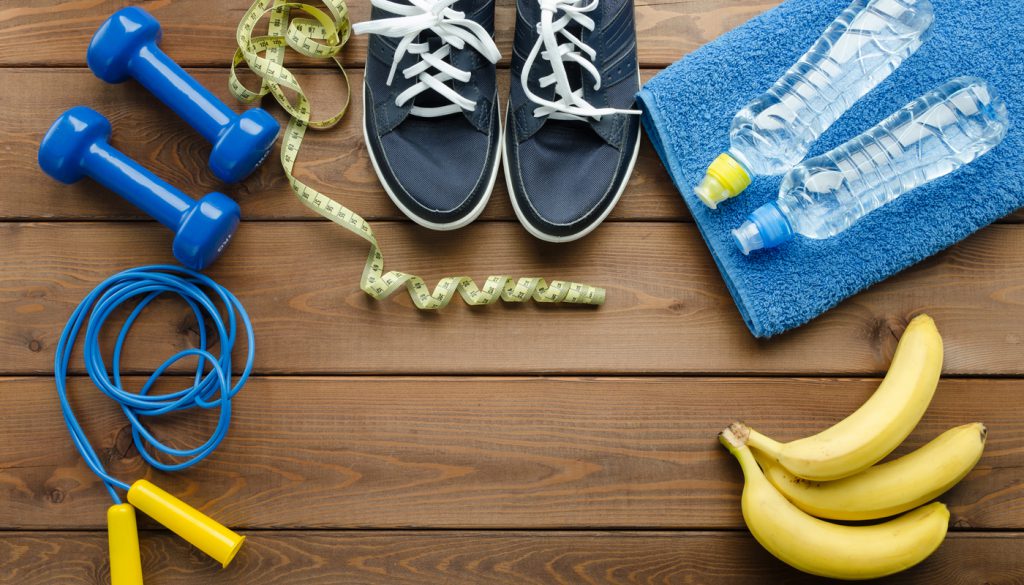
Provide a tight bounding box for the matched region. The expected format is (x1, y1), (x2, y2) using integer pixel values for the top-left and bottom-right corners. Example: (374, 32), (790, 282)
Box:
(230, 0), (605, 308)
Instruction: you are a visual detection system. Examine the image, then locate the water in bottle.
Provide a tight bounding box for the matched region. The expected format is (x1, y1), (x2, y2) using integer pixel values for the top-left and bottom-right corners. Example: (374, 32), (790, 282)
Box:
(732, 77), (1010, 255)
(694, 0), (934, 209)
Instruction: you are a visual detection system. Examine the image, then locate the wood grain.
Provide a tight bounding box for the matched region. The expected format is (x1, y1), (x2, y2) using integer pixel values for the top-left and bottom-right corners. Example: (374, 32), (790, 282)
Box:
(2, 531), (1022, 585)
(3, 222), (1024, 376)
(2, 376), (1020, 530)
(0, 0), (780, 68)
(2, 68), (689, 222)
(5, 1), (1024, 581)
(8, 67), (1023, 224)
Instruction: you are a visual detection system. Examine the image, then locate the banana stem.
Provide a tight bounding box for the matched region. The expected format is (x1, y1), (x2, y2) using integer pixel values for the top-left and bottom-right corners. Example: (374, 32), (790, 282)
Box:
(719, 422), (750, 450)
(719, 423), (762, 477)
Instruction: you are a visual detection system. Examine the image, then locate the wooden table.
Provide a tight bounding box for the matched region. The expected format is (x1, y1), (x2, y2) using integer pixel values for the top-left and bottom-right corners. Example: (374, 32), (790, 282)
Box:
(2, 1), (1022, 583)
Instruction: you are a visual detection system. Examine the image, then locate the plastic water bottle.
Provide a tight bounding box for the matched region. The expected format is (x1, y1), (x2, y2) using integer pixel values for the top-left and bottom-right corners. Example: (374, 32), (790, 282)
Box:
(694, 0), (934, 209)
(732, 77), (1009, 255)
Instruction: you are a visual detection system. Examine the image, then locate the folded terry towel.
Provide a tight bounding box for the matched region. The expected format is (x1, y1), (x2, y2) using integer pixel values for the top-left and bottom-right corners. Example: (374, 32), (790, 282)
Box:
(638, 0), (1023, 338)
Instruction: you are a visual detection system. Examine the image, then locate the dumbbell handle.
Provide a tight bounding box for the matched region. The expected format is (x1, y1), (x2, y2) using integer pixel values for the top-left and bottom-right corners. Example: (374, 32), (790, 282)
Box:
(84, 138), (194, 229)
(129, 44), (235, 144)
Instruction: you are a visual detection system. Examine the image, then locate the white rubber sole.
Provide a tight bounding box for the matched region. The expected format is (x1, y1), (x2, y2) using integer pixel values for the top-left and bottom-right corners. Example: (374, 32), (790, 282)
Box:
(362, 82), (501, 232)
(503, 101), (642, 243)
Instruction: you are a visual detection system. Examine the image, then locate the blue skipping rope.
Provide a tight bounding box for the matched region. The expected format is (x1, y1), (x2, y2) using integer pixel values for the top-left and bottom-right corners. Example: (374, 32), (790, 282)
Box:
(53, 265), (254, 504)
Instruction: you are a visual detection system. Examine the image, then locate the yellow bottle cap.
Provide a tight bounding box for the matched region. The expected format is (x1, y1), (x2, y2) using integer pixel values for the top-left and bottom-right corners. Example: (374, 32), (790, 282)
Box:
(694, 153), (752, 209)
(127, 480), (245, 568)
(107, 504), (144, 585)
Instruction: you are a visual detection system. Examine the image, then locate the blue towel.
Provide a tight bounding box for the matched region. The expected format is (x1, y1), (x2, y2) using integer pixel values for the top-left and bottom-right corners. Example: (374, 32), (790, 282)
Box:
(638, 0), (1024, 338)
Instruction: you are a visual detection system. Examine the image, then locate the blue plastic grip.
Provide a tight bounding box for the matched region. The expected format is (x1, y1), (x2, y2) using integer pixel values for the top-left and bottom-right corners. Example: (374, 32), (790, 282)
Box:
(133, 45), (236, 145)
(38, 107), (240, 271)
(87, 6), (280, 183)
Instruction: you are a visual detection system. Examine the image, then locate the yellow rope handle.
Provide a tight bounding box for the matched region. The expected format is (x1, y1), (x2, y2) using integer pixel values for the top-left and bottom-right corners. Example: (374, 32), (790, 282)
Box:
(229, 0), (606, 308)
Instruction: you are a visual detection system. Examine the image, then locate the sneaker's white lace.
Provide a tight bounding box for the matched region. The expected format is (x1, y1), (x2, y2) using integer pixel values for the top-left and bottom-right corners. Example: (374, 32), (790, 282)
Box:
(353, 0), (501, 118)
(521, 0), (641, 121)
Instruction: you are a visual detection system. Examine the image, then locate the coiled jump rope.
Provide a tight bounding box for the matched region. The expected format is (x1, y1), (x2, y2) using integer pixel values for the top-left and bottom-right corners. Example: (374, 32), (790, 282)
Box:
(55, 265), (254, 583)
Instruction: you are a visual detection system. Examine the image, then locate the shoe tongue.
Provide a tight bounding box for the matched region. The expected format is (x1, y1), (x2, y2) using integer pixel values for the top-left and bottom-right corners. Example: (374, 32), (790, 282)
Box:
(554, 21), (586, 104)
(410, 34), (459, 111)
(561, 61), (584, 98)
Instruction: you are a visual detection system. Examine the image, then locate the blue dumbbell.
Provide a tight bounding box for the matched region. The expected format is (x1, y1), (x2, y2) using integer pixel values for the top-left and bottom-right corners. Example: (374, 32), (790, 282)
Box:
(87, 6), (279, 184)
(38, 107), (240, 271)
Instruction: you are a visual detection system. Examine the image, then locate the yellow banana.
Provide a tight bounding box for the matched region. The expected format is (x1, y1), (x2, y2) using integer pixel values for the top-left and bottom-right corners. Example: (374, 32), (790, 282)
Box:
(746, 314), (943, 481)
(720, 425), (949, 580)
(755, 423), (986, 521)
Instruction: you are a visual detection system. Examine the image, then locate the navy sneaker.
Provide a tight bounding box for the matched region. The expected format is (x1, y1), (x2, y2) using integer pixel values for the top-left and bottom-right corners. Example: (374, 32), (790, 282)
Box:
(354, 0), (502, 230)
(505, 0), (641, 242)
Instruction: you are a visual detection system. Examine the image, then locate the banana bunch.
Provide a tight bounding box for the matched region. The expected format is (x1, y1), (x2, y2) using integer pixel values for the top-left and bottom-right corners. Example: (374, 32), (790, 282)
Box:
(719, 315), (987, 580)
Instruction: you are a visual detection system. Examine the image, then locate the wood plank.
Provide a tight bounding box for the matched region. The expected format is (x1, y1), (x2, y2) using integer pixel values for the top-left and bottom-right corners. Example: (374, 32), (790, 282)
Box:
(3, 222), (1024, 376)
(9, 66), (1023, 223)
(1, 68), (688, 222)
(2, 531), (1022, 584)
(2, 376), (1020, 530)
(0, 0), (780, 69)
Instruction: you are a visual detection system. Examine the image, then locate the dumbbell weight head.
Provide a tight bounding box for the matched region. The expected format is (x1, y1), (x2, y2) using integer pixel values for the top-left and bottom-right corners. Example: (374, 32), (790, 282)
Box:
(86, 6), (162, 84)
(174, 192), (241, 272)
(39, 107), (241, 271)
(37, 105), (113, 184)
(210, 108), (280, 185)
